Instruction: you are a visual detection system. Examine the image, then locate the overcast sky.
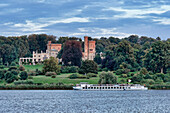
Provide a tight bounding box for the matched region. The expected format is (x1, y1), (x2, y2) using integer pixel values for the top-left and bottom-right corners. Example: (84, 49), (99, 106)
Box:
(0, 0), (170, 40)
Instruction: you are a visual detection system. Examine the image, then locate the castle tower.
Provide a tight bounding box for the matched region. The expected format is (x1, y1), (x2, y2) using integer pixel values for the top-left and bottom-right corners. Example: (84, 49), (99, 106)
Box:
(83, 36), (96, 60)
(84, 36), (89, 59)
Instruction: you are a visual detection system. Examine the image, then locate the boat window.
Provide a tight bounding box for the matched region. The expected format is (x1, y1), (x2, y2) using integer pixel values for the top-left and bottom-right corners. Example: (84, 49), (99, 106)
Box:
(83, 87), (85, 89)
(102, 87), (104, 89)
(94, 87), (96, 89)
(105, 87), (107, 89)
(117, 87), (119, 89)
(97, 87), (99, 89)
(91, 87), (93, 89)
(108, 87), (110, 89)
(88, 87), (90, 89)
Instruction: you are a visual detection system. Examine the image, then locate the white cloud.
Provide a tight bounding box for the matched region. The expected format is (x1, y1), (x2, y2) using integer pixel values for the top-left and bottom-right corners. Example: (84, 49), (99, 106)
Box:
(152, 18), (170, 25)
(103, 5), (170, 19)
(12, 17), (90, 32)
(3, 22), (13, 25)
(0, 8), (24, 15)
(70, 27), (131, 38)
(0, 3), (9, 7)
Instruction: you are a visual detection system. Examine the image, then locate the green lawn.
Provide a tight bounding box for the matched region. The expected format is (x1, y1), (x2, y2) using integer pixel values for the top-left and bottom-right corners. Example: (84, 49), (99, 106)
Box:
(32, 73), (100, 85)
(24, 65), (43, 71)
(32, 72), (125, 85)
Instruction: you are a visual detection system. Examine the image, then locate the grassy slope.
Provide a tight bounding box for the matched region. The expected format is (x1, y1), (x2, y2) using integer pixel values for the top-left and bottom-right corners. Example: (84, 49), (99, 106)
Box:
(32, 74), (100, 85)
(24, 65), (43, 71)
(23, 65), (126, 85)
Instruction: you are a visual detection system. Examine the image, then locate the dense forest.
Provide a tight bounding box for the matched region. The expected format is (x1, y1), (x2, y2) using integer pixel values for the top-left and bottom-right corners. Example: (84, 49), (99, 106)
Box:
(0, 34), (169, 74)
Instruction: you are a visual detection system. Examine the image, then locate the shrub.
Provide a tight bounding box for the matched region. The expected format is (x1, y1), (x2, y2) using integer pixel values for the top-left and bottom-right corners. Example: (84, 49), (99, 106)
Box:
(4, 71), (17, 83)
(20, 71), (28, 80)
(35, 69), (42, 75)
(61, 66), (78, 73)
(28, 71), (36, 76)
(98, 72), (117, 84)
(87, 73), (97, 78)
(131, 73), (144, 83)
(115, 69), (124, 75)
(164, 75), (170, 82)
(121, 74), (127, 78)
(120, 79), (126, 84)
(28, 76), (33, 79)
(45, 72), (56, 76)
(140, 68), (148, 75)
(8, 66), (18, 71)
(69, 66), (78, 73)
(0, 65), (4, 69)
(130, 68), (136, 72)
(68, 74), (78, 79)
(10, 62), (16, 66)
(77, 75), (86, 79)
(144, 73), (152, 79)
(146, 79), (155, 85)
(0, 69), (6, 79)
(14, 80), (33, 85)
(11, 70), (19, 76)
(51, 75), (56, 78)
(19, 65), (25, 71)
(61, 66), (69, 73)
(102, 68), (108, 72)
(79, 60), (98, 74)
(149, 71), (154, 75)
(155, 73), (165, 81)
(56, 82), (64, 85)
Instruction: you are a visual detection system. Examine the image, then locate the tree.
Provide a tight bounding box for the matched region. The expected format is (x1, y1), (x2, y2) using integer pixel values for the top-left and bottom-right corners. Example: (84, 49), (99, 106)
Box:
(98, 72), (117, 84)
(0, 69), (6, 79)
(127, 35), (139, 43)
(79, 60), (98, 74)
(4, 71), (17, 83)
(19, 65), (25, 71)
(143, 41), (169, 73)
(140, 68), (148, 75)
(10, 62), (16, 66)
(20, 71), (28, 80)
(42, 57), (60, 74)
(156, 37), (161, 41)
(62, 40), (82, 67)
(0, 44), (17, 65)
(94, 54), (102, 64)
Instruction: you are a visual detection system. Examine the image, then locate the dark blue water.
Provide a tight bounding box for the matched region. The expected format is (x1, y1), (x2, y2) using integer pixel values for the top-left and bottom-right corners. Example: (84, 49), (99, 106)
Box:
(0, 90), (169, 113)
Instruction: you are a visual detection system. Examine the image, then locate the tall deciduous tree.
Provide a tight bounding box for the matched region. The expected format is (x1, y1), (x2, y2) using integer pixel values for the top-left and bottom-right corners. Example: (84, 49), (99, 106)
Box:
(143, 41), (170, 73)
(0, 44), (17, 65)
(98, 72), (117, 84)
(79, 60), (98, 74)
(62, 40), (82, 67)
(42, 57), (60, 74)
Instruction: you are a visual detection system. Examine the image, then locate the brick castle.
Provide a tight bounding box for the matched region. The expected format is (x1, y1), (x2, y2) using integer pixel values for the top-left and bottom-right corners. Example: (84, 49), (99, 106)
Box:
(19, 36), (96, 65)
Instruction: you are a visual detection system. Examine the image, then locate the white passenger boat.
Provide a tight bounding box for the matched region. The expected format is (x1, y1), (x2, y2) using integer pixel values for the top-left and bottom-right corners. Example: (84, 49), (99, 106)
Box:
(73, 82), (148, 91)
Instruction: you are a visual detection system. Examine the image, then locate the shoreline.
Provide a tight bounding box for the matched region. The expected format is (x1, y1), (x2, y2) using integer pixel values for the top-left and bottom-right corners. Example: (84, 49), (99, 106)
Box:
(0, 84), (169, 90)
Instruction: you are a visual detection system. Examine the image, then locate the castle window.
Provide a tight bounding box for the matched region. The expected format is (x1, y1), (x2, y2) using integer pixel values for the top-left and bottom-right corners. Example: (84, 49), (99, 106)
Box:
(39, 55), (41, 57)
(34, 55), (36, 57)
(90, 49), (93, 51)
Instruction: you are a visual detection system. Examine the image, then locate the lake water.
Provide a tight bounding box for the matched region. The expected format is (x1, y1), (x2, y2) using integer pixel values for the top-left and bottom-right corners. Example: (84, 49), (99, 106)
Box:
(0, 90), (169, 113)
